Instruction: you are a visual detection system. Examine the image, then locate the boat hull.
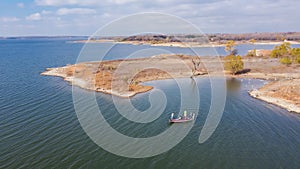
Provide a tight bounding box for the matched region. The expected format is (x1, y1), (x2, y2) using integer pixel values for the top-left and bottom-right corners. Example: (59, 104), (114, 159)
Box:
(169, 119), (193, 123)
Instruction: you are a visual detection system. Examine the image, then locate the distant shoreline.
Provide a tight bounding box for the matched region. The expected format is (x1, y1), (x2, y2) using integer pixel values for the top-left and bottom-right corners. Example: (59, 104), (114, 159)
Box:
(70, 39), (300, 48)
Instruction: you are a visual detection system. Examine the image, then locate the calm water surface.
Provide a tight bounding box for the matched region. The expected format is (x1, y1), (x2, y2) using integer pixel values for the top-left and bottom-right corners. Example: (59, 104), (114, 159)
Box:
(0, 39), (300, 168)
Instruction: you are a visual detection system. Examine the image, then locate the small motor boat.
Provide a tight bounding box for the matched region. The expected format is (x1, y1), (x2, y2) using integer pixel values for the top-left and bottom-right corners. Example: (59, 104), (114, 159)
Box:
(169, 111), (195, 123)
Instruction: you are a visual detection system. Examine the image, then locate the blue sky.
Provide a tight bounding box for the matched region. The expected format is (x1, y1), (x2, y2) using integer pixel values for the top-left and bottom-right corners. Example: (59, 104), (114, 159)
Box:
(0, 0), (299, 36)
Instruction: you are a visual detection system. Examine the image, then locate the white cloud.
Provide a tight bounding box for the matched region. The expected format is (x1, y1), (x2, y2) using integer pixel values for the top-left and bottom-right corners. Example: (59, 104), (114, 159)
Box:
(26, 13), (42, 21)
(35, 0), (99, 6)
(56, 8), (96, 15)
(17, 3), (25, 8)
(107, 0), (138, 5)
(101, 13), (111, 18)
(35, 0), (139, 6)
(0, 17), (20, 22)
(2, 0), (300, 36)
(41, 10), (52, 15)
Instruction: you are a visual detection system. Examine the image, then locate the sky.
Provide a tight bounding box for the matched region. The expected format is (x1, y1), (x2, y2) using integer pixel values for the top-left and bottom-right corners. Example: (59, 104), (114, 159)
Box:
(0, 0), (299, 36)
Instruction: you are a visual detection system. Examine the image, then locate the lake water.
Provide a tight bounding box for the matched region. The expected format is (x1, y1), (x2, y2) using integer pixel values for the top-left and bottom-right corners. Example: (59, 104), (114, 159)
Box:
(1, 38), (300, 168)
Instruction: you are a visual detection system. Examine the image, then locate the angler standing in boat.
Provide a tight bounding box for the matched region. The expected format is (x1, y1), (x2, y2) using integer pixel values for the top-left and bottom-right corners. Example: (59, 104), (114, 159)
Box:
(184, 110), (187, 119)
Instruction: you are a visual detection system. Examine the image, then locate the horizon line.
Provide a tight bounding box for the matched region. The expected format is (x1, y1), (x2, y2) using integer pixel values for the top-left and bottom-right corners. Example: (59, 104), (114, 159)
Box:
(1, 31), (300, 39)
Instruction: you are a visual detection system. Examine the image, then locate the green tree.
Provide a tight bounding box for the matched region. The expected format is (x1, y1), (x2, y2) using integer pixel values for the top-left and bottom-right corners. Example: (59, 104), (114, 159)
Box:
(224, 40), (244, 74)
(224, 55), (244, 74)
(270, 42), (291, 58)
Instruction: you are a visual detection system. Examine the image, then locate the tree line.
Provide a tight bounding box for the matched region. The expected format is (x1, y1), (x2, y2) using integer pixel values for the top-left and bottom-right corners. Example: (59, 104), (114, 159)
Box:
(114, 32), (300, 44)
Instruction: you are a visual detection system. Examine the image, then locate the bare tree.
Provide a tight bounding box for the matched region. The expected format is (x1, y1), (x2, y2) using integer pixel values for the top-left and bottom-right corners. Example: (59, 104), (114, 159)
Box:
(192, 59), (201, 71)
(191, 58), (203, 77)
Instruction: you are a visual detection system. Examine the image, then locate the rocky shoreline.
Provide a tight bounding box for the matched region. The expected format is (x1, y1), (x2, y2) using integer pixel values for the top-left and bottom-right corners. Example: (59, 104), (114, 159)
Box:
(249, 90), (300, 113)
(248, 79), (300, 113)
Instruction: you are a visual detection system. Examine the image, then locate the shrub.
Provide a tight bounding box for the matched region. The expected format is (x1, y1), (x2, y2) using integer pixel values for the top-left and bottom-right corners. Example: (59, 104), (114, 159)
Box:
(247, 49), (256, 57)
(291, 48), (300, 64)
(224, 55), (244, 74)
(295, 55), (300, 64)
(270, 42), (291, 58)
(280, 57), (292, 65)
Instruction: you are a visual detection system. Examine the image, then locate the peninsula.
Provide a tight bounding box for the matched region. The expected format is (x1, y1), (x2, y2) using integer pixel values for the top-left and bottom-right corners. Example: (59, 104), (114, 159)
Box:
(42, 54), (300, 113)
